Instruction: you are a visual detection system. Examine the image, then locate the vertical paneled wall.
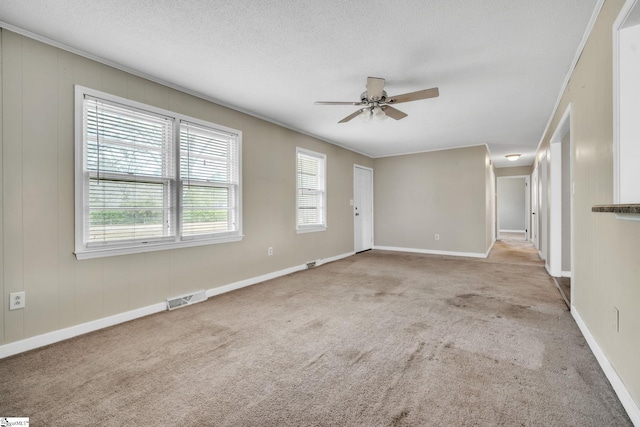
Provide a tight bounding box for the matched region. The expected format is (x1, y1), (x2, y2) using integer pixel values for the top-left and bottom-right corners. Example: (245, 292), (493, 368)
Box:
(1, 30), (372, 345)
(534, 0), (640, 409)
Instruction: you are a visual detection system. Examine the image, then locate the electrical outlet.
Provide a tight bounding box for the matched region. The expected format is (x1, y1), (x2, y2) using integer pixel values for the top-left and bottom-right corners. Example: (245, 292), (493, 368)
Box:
(435, 234), (440, 241)
(268, 247), (273, 256)
(613, 307), (620, 332)
(10, 291), (26, 310)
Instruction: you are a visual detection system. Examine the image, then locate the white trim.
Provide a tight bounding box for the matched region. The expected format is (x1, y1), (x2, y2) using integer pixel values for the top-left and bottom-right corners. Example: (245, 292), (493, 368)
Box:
(561, 270), (572, 278)
(0, 302), (166, 359)
(75, 235), (245, 260)
(374, 245), (489, 259)
(0, 251), (354, 359)
(615, 213), (640, 221)
(499, 229), (526, 233)
(548, 104), (572, 278)
(74, 85), (244, 260)
(613, 0), (640, 204)
(296, 147), (327, 232)
(572, 308), (640, 426)
(353, 164), (374, 253)
(534, 0), (605, 155)
(486, 240), (495, 257)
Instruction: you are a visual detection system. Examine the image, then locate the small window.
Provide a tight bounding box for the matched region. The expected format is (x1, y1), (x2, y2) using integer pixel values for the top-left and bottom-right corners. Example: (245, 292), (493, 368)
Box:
(296, 148), (326, 233)
(75, 86), (242, 259)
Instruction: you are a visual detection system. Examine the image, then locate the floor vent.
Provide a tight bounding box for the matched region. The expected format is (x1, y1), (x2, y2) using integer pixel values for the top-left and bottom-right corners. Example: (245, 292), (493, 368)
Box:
(166, 290), (207, 311)
(306, 261), (317, 269)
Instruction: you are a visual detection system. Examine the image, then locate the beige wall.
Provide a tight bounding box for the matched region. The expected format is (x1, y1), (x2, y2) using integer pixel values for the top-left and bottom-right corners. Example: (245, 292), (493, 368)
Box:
(0, 30), (372, 345)
(534, 0), (640, 408)
(373, 145), (491, 255)
(494, 165), (533, 177)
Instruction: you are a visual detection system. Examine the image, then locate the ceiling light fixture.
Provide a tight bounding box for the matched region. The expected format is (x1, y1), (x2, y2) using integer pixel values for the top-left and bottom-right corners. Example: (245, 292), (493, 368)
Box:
(360, 104), (387, 122)
(505, 154), (521, 161)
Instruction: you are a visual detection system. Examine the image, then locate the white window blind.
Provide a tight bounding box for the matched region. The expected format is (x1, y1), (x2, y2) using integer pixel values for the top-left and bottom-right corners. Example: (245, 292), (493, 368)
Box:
(84, 96), (176, 245)
(296, 148), (326, 232)
(75, 86), (243, 259)
(180, 121), (240, 238)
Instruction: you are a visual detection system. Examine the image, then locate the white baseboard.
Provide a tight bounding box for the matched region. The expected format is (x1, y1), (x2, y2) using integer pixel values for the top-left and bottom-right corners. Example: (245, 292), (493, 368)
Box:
(486, 240), (495, 257)
(0, 302), (166, 360)
(572, 308), (640, 426)
(561, 270), (572, 278)
(0, 251), (354, 359)
(499, 229), (526, 233)
(373, 245), (488, 259)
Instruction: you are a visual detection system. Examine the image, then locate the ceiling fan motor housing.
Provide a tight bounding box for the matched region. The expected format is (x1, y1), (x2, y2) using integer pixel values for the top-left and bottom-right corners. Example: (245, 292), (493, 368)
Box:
(361, 90), (387, 103)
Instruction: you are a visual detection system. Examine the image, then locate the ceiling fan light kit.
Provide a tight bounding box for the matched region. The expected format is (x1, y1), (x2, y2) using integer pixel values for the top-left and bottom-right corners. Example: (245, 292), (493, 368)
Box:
(315, 77), (439, 123)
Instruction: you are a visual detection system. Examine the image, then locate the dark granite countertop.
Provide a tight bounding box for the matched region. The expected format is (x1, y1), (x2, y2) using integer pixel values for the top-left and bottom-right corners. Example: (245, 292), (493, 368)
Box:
(591, 204), (640, 214)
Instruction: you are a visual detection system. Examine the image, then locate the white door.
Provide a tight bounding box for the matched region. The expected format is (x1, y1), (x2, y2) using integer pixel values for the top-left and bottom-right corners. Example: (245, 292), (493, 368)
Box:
(540, 153), (548, 261)
(532, 168), (538, 246)
(354, 165), (373, 253)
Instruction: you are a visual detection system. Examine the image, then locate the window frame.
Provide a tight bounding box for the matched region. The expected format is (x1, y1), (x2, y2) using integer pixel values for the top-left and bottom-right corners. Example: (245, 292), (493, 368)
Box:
(296, 147), (327, 233)
(74, 85), (243, 259)
(613, 0), (640, 215)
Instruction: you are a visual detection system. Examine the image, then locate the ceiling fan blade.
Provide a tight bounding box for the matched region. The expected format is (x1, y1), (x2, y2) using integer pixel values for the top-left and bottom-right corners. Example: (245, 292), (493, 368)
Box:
(338, 110), (364, 123)
(315, 101), (364, 106)
(366, 77), (385, 101)
(386, 87), (439, 104)
(382, 106), (408, 120)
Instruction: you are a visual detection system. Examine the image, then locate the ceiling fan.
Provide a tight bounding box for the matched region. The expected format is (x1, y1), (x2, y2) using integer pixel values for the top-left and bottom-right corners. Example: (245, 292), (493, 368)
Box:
(314, 77), (439, 123)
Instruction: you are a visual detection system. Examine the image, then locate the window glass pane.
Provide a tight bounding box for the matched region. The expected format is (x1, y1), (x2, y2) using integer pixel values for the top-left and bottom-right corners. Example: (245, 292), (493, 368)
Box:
(180, 123), (237, 183)
(180, 121), (240, 237)
(85, 97), (173, 178)
(182, 185), (236, 236)
(76, 87), (243, 257)
(89, 178), (172, 242)
(296, 149), (326, 228)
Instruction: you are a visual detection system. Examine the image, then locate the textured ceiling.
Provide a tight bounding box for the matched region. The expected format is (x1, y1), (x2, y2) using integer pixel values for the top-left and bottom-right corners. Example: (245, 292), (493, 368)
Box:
(0, 0), (599, 167)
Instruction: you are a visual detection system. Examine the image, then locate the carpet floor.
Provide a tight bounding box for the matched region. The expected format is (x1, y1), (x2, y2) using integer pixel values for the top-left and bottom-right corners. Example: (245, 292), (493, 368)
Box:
(0, 241), (632, 426)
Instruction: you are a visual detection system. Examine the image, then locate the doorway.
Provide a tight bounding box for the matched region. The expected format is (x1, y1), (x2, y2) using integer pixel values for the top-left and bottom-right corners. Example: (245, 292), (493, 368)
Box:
(496, 176), (530, 241)
(540, 152), (548, 262)
(354, 165), (373, 253)
(531, 167), (538, 246)
(549, 105), (572, 306)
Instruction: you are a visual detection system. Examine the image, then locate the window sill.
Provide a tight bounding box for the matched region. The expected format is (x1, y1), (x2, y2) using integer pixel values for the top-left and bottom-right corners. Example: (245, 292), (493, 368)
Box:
(296, 226), (327, 234)
(592, 204), (640, 221)
(75, 234), (244, 260)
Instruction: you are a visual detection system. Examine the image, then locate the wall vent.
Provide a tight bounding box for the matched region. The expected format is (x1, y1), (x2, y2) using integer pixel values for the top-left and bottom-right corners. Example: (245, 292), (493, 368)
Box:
(306, 261), (317, 269)
(166, 290), (207, 311)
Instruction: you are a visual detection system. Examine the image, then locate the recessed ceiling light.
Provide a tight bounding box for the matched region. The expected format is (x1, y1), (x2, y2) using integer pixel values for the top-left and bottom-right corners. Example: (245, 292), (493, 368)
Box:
(505, 154), (521, 161)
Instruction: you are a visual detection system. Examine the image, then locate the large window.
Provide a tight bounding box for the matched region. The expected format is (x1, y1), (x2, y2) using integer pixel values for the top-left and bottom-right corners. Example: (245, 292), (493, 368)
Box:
(75, 86), (242, 259)
(296, 148), (326, 232)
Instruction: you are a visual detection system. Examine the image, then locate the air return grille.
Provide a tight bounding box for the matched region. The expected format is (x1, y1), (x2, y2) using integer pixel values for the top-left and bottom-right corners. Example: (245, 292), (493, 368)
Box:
(166, 290), (207, 311)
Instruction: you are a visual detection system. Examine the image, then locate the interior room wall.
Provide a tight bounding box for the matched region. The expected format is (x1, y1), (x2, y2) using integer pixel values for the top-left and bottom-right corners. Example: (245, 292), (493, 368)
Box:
(373, 145), (491, 256)
(497, 178), (526, 232)
(534, 0), (640, 411)
(0, 30), (373, 346)
(494, 165), (533, 177)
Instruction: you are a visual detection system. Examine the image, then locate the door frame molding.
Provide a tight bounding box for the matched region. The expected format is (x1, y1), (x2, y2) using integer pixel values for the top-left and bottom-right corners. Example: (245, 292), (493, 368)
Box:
(548, 104), (572, 279)
(353, 164), (374, 252)
(496, 175), (530, 241)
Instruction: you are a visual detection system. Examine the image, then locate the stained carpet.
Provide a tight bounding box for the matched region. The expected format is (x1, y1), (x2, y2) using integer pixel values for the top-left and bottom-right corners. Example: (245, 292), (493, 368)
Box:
(0, 245), (632, 426)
